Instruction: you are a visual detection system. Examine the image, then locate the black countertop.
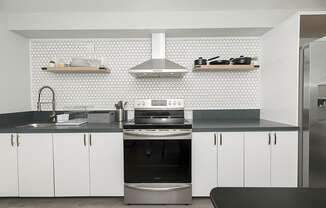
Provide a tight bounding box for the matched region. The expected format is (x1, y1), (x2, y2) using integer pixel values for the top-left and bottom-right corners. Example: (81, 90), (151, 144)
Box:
(0, 111), (298, 133)
(0, 122), (123, 133)
(0, 119), (298, 133)
(210, 187), (326, 208)
(192, 119), (298, 132)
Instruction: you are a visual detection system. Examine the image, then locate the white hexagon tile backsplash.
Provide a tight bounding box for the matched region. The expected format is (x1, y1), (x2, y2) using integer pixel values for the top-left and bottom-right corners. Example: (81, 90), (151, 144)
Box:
(30, 37), (261, 110)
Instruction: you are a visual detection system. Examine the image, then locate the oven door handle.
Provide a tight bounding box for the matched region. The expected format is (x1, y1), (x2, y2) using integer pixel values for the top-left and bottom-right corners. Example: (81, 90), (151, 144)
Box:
(125, 183), (191, 192)
(123, 130), (192, 137)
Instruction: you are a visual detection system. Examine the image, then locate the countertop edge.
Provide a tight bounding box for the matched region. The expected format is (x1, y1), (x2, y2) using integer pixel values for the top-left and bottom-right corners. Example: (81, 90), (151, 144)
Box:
(0, 119), (299, 133)
(192, 127), (299, 132)
(0, 128), (123, 133)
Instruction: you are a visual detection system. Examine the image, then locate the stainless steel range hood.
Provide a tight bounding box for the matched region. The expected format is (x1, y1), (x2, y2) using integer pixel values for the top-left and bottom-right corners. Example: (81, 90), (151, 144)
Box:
(129, 33), (187, 78)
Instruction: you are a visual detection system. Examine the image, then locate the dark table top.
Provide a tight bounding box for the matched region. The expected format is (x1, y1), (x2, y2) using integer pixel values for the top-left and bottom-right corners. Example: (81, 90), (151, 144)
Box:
(210, 188), (326, 208)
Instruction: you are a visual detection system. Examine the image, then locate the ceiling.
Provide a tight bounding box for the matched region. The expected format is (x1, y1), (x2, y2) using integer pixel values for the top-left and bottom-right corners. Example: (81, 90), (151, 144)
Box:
(1, 0), (326, 12)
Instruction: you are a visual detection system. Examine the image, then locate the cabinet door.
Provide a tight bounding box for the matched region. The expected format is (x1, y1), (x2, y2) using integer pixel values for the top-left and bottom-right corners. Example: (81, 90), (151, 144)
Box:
(18, 134), (54, 197)
(217, 132), (244, 187)
(0, 134), (18, 196)
(271, 131), (298, 187)
(244, 132), (271, 187)
(53, 133), (90, 196)
(192, 132), (217, 196)
(89, 133), (124, 196)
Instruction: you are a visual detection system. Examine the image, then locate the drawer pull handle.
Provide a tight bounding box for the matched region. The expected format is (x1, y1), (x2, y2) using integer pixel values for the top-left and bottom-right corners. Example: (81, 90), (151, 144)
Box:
(268, 133), (271, 145)
(16, 134), (20, 147)
(11, 134), (14, 146)
(83, 134), (86, 146)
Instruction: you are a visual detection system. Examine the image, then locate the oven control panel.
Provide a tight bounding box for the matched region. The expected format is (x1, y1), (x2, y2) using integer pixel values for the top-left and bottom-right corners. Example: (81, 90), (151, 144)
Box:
(135, 99), (184, 109)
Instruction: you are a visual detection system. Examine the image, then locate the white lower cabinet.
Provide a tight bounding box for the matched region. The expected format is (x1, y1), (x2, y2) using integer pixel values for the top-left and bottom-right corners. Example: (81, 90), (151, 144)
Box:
(244, 132), (271, 187)
(53, 132), (124, 197)
(192, 132), (244, 196)
(89, 133), (124, 196)
(0, 133), (54, 197)
(18, 134), (54, 197)
(192, 132), (217, 197)
(53, 133), (90, 196)
(217, 132), (244, 187)
(244, 131), (298, 187)
(193, 130), (298, 196)
(0, 134), (18, 197)
(270, 131), (298, 187)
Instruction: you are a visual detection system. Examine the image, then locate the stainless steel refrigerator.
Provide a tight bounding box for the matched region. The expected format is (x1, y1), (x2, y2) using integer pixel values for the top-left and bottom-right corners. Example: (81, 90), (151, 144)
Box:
(300, 40), (326, 187)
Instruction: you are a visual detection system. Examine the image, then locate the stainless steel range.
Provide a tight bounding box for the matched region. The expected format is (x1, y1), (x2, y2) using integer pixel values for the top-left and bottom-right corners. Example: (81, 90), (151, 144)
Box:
(123, 99), (192, 205)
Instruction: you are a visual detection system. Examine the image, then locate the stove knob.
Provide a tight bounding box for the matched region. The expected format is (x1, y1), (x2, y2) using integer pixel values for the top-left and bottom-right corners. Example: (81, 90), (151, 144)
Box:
(173, 101), (176, 105)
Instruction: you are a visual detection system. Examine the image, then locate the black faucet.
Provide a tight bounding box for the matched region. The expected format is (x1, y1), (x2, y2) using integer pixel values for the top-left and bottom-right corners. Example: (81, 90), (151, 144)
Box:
(37, 86), (56, 123)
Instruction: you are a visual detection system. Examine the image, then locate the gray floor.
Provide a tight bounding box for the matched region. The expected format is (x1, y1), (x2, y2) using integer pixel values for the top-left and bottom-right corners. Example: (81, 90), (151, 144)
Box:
(0, 198), (211, 208)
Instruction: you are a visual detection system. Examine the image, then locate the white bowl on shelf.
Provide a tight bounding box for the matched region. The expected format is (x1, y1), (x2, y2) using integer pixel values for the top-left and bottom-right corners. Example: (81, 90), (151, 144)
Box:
(70, 58), (90, 67)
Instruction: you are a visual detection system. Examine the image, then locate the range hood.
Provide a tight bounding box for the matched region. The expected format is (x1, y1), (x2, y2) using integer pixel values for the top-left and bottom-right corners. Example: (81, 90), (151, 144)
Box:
(129, 33), (187, 78)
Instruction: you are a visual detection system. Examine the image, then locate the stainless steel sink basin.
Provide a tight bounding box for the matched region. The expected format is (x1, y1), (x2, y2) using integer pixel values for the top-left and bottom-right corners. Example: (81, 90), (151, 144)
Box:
(18, 123), (55, 128)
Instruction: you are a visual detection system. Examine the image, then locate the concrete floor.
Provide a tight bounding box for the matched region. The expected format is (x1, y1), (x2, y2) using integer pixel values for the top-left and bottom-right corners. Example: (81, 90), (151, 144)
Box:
(0, 198), (212, 208)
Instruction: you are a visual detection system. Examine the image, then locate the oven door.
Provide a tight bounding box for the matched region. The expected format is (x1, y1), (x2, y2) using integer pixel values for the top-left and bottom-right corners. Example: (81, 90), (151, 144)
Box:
(123, 129), (191, 183)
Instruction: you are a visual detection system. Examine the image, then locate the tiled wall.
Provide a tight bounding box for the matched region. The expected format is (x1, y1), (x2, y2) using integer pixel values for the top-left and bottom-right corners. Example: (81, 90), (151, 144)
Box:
(30, 37), (261, 110)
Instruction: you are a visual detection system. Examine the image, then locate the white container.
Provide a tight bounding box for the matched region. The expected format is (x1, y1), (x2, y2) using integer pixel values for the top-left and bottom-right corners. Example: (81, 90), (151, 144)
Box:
(56, 114), (69, 123)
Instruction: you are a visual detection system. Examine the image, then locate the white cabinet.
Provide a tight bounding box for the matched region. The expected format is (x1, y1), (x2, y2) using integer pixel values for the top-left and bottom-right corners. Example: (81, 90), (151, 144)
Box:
(192, 132), (244, 196)
(217, 132), (244, 187)
(244, 132), (271, 187)
(271, 131), (298, 187)
(53, 133), (90, 196)
(89, 133), (124, 196)
(193, 130), (298, 195)
(0, 133), (54, 197)
(192, 132), (217, 197)
(244, 131), (298, 187)
(18, 134), (54, 197)
(0, 134), (18, 197)
(53, 132), (124, 197)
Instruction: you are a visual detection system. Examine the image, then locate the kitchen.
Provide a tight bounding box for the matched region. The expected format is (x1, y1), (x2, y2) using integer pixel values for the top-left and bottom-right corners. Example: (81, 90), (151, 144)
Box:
(1, 0), (326, 207)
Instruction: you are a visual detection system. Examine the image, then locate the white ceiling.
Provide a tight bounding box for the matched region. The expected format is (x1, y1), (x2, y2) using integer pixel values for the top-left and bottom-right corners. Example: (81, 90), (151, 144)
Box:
(1, 0), (326, 12)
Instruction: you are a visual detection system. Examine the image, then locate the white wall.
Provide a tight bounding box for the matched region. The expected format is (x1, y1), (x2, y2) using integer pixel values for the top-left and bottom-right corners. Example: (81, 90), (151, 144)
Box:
(7, 11), (293, 32)
(4, 0), (326, 35)
(29, 37), (261, 111)
(260, 14), (300, 125)
(0, 12), (30, 113)
(5, 0), (326, 34)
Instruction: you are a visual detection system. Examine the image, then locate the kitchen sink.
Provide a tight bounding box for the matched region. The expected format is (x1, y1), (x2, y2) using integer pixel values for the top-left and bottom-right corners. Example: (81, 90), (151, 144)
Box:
(18, 123), (55, 128)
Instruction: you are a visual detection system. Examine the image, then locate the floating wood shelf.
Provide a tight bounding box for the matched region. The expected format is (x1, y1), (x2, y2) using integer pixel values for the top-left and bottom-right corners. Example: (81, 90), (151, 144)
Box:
(43, 67), (111, 74)
(193, 65), (259, 71)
